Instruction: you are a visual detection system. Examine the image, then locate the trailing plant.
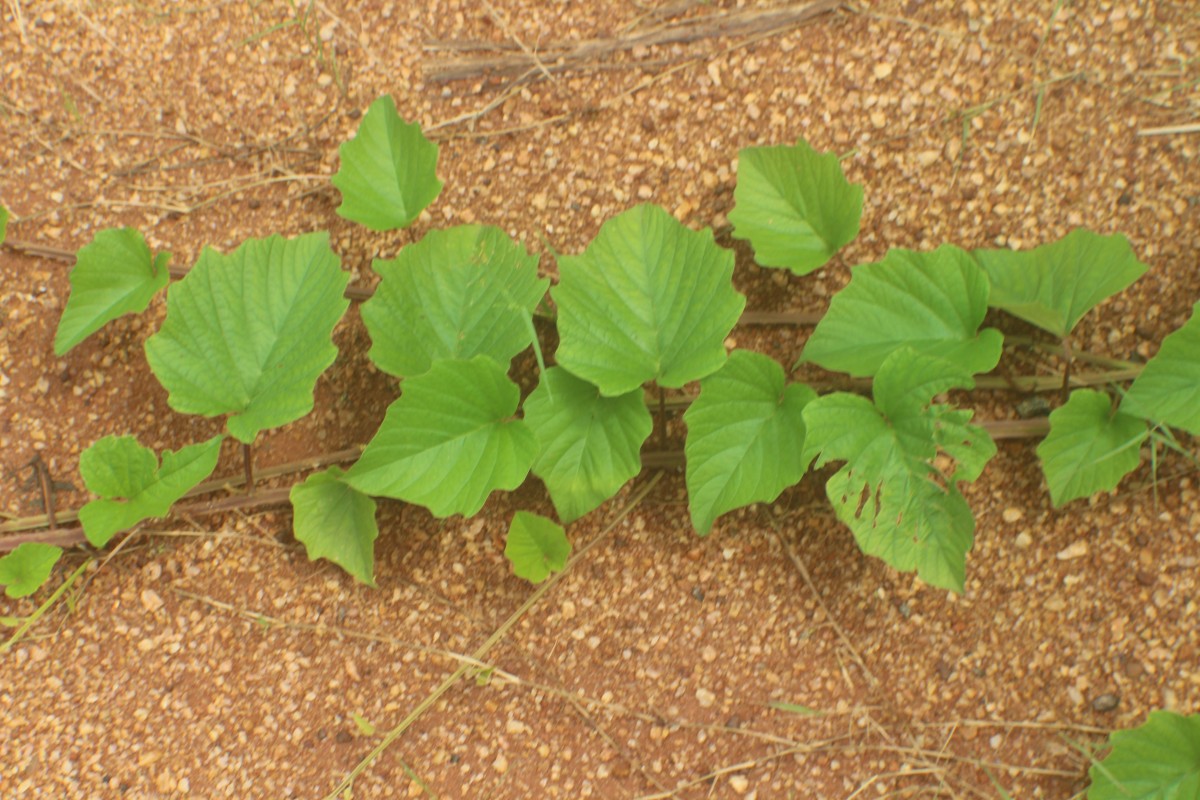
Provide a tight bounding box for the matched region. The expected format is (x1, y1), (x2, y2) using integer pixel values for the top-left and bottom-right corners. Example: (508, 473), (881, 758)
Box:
(2, 94), (1197, 605)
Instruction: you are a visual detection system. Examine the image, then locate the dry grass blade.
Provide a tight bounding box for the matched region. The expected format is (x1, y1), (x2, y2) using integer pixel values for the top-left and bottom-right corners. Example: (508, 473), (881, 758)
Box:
(1137, 122), (1200, 136)
(423, 0), (839, 83)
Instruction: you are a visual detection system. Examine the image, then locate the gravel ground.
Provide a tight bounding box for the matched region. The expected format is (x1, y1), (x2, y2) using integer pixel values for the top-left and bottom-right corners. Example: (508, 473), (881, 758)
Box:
(2, 1), (1198, 797)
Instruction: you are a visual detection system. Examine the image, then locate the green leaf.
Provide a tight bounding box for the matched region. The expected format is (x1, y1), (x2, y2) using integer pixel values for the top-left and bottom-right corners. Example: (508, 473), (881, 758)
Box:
(0, 543), (63, 599)
(553, 204), (745, 396)
(1122, 302), (1200, 435)
(973, 229), (1147, 337)
(729, 139), (863, 274)
(0, 204), (8, 245)
(683, 350), (816, 534)
(505, 511), (570, 583)
(523, 367), (652, 523)
(801, 245), (1004, 377)
(290, 467), (378, 587)
(802, 349), (995, 593)
(1088, 710), (1200, 800)
(79, 435), (223, 547)
(1037, 390), (1147, 507)
(331, 95), (442, 230)
(362, 225), (548, 378)
(346, 357), (536, 517)
(144, 232), (349, 444)
(54, 228), (171, 355)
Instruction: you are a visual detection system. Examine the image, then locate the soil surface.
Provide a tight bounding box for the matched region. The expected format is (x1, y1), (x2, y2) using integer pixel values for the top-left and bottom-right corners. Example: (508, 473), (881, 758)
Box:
(2, 1), (1199, 798)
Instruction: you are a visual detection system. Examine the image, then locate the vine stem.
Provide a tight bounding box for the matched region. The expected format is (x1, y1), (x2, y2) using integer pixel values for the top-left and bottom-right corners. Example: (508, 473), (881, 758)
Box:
(243, 443), (256, 494)
(1060, 335), (1074, 404)
(0, 419), (1055, 553)
(656, 386), (667, 449)
(324, 472), (664, 800)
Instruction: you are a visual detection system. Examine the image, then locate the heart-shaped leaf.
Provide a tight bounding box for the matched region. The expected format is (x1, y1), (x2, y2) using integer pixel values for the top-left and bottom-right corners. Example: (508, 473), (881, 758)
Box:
(973, 229), (1147, 337)
(332, 95), (442, 230)
(553, 203), (745, 396)
(79, 435), (224, 547)
(144, 232), (349, 443)
(362, 225), (547, 378)
(1088, 710), (1200, 800)
(684, 350), (815, 534)
(729, 139), (863, 275)
(1038, 389), (1147, 507)
(505, 511), (570, 584)
(346, 357), (536, 517)
(1122, 302), (1200, 435)
(523, 367), (652, 523)
(801, 245), (1003, 377)
(290, 467), (378, 587)
(54, 227), (171, 355)
(0, 543), (63, 599)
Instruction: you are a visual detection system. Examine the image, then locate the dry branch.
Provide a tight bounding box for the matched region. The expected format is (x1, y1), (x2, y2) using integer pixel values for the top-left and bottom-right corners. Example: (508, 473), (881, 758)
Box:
(423, 0), (840, 83)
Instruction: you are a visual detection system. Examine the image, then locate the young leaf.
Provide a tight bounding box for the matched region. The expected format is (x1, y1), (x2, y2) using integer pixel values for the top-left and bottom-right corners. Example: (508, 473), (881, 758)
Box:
(290, 467), (378, 587)
(523, 367), (652, 523)
(362, 225), (548, 378)
(0, 543), (63, 599)
(553, 204), (745, 396)
(346, 357), (536, 517)
(0, 203), (8, 245)
(331, 94), (442, 230)
(973, 229), (1147, 337)
(505, 511), (570, 583)
(684, 350), (816, 535)
(1088, 710), (1200, 800)
(54, 228), (171, 355)
(802, 349), (995, 593)
(78, 435), (224, 547)
(801, 245), (1004, 377)
(144, 232), (350, 444)
(728, 139), (863, 275)
(1121, 302), (1200, 435)
(1037, 390), (1147, 507)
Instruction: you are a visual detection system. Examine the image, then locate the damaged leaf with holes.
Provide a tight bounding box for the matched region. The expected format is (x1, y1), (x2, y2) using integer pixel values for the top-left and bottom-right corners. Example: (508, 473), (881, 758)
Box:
(801, 348), (996, 593)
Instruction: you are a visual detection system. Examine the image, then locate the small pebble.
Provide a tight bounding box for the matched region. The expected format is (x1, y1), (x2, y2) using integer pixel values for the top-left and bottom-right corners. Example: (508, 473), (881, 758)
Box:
(1056, 541), (1089, 561)
(696, 688), (716, 708)
(729, 774), (749, 792)
(1092, 693), (1120, 713)
(873, 63), (894, 79)
(1002, 507), (1024, 524)
(492, 754), (508, 774)
(140, 589), (164, 613)
(1015, 531), (1033, 549)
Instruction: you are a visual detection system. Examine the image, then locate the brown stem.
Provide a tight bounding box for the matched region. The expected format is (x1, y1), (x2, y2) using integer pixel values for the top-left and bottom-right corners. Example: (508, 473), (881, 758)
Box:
(1060, 336), (1074, 404)
(656, 387), (667, 449)
(28, 454), (58, 531)
(243, 443), (256, 494)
